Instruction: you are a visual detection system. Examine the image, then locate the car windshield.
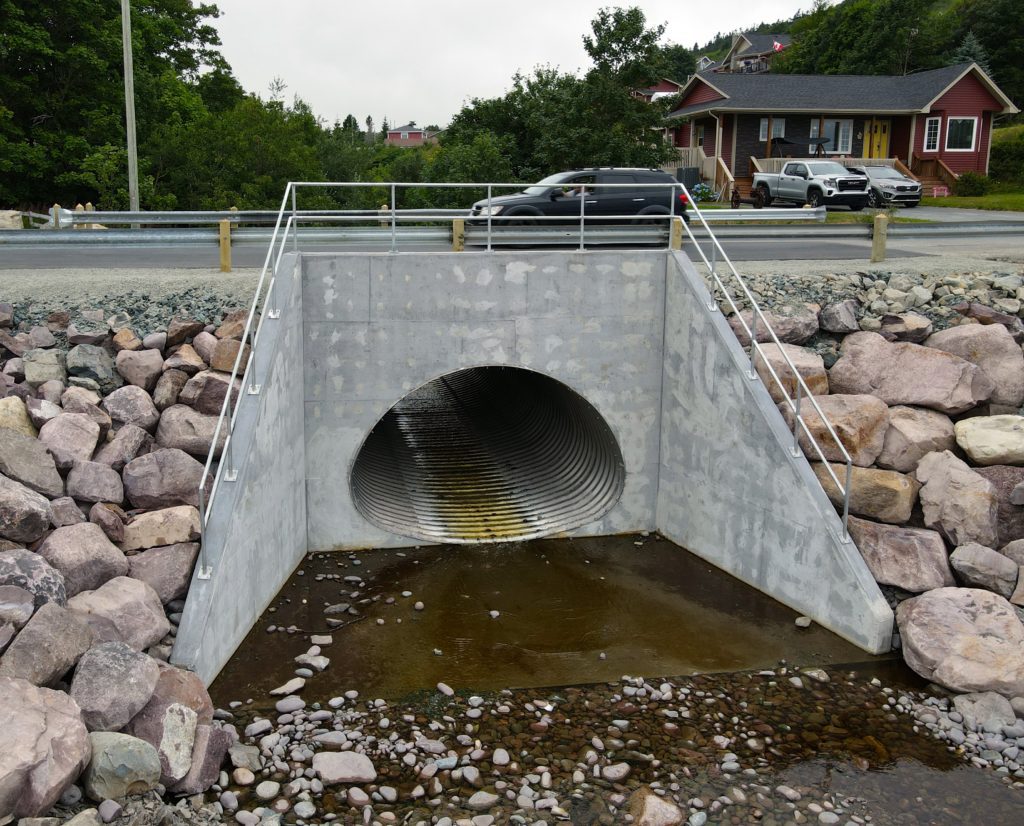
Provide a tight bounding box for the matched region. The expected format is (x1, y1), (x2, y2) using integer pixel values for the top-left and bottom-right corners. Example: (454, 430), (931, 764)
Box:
(522, 172), (576, 196)
(808, 162), (853, 176)
(866, 167), (904, 179)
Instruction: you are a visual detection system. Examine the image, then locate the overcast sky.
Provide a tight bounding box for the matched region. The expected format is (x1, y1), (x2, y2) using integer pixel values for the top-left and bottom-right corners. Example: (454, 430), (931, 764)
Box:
(210, 0), (815, 129)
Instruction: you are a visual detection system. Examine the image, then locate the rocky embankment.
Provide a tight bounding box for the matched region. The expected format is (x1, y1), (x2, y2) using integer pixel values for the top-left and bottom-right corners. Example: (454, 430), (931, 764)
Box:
(4, 260), (1024, 823)
(1, 301), (249, 821)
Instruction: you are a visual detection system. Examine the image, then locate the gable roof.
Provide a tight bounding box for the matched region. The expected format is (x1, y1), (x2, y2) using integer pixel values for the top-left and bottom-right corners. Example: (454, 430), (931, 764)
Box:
(735, 33), (791, 57)
(666, 63), (1019, 120)
(389, 123), (422, 133)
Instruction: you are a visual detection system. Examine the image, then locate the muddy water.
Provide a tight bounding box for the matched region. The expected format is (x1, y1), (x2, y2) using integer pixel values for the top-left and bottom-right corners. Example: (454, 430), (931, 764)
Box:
(212, 533), (875, 702)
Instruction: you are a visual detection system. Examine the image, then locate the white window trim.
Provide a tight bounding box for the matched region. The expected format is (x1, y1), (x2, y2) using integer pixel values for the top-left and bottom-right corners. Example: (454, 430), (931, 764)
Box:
(923, 116), (941, 152)
(759, 117), (785, 141)
(810, 118), (853, 155)
(945, 116), (978, 152)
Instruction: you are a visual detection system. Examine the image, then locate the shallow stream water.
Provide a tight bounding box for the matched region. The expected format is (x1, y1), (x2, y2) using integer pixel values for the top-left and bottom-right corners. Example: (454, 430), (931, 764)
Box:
(211, 534), (1024, 824)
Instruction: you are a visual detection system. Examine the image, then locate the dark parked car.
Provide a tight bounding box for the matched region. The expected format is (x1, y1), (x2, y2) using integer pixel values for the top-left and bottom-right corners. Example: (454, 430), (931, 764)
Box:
(469, 168), (689, 224)
(847, 165), (922, 208)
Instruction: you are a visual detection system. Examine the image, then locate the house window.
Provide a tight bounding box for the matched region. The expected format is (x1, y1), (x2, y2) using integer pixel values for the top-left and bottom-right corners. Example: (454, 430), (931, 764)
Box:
(695, 124), (705, 148)
(759, 118), (785, 141)
(946, 117), (977, 151)
(401, 131), (409, 140)
(810, 118), (853, 154)
(923, 117), (940, 152)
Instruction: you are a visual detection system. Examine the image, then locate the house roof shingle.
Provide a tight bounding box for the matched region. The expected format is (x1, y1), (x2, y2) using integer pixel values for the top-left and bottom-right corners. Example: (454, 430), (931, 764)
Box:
(666, 63), (1016, 120)
(737, 33), (791, 55)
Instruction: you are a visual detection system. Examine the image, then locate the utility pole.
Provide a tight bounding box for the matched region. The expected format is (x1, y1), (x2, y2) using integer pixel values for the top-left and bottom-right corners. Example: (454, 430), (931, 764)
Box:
(120, 0), (140, 211)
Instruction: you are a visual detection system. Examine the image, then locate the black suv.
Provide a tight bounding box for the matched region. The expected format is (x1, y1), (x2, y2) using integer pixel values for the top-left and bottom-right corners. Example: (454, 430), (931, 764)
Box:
(469, 168), (689, 223)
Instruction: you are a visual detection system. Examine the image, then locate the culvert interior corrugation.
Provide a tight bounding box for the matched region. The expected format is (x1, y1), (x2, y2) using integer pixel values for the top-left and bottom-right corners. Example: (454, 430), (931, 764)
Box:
(350, 366), (626, 543)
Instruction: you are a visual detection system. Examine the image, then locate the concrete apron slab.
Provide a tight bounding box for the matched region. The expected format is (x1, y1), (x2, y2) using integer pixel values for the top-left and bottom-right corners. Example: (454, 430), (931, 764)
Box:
(173, 249), (891, 685)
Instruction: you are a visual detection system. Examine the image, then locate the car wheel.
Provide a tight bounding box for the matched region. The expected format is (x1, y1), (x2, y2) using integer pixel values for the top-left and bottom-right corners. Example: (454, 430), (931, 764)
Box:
(807, 189), (823, 208)
(757, 185), (773, 208)
(867, 188), (881, 208)
(504, 210), (540, 226)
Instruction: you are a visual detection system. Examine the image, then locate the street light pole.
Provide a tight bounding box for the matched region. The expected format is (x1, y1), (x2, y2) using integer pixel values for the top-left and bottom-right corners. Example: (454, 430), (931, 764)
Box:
(120, 0), (140, 211)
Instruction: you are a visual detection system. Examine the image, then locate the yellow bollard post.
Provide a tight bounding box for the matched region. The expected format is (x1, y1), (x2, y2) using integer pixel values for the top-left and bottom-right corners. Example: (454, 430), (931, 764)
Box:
(219, 219), (232, 272)
(52, 204), (62, 230)
(452, 218), (465, 252)
(74, 203), (84, 230)
(670, 215), (685, 250)
(871, 212), (888, 263)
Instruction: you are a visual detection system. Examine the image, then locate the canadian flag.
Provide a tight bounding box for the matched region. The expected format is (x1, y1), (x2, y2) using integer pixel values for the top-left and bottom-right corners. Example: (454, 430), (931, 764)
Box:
(773, 40), (785, 52)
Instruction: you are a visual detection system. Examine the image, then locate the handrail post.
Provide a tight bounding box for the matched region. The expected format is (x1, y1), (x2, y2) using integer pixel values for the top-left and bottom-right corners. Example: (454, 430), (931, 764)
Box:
(578, 185), (586, 251)
(486, 185), (493, 252)
(291, 186), (298, 253)
(196, 486), (212, 579)
(842, 461), (852, 541)
(747, 315), (759, 379)
(390, 184), (397, 252)
(247, 336), (261, 396)
(790, 382), (803, 458)
(223, 385), (237, 482)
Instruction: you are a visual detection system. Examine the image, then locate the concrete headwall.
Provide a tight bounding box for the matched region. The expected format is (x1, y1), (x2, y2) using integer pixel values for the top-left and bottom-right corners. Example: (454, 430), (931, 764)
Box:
(172, 254), (308, 683)
(301, 251), (668, 550)
(655, 251), (893, 653)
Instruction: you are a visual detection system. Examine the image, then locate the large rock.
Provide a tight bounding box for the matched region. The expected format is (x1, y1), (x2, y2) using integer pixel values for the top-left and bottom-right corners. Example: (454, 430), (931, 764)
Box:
(67, 344), (122, 395)
(210, 339), (250, 374)
(93, 423), (152, 472)
(0, 602), (95, 685)
(123, 449), (203, 509)
(818, 300), (860, 334)
(81, 732), (161, 802)
(0, 396), (37, 437)
(128, 543), (199, 604)
(162, 344), (205, 376)
(69, 642), (160, 731)
(25, 396), (61, 429)
(0, 472), (53, 543)
(950, 543), (1019, 598)
(67, 576), (169, 651)
(879, 312), (933, 343)
(897, 587), (1024, 696)
(779, 394), (889, 468)
(953, 692), (1017, 732)
(829, 331), (993, 414)
(114, 349), (163, 392)
(813, 463), (919, 524)
(177, 370), (241, 416)
(729, 303), (819, 346)
(155, 405), (225, 458)
(0, 676), (90, 819)
(124, 664), (214, 785)
(875, 406), (956, 473)
(89, 502), (125, 544)
(22, 349), (67, 388)
(0, 430), (63, 498)
(312, 751), (377, 784)
(955, 415), (1024, 466)
(168, 724), (234, 796)
(152, 369), (188, 411)
(100, 385), (159, 432)
(50, 495), (86, 527)
(847, 517), (954, 592)
(0, 549), (67, 607)
(214, 309), (247, 340)
(37, 523), (128, 597)
(121, 505), (200, 553)
(628, 785), (685, 826)
(165, 318), (205, 348)
(754, 343), (828, 406)
(925, 323), (1024, 407)
(66, 460), (124, 505)
(38, 413), (100, 472)
(914, 451), (999, 548)
(0, 584), (35, 629)
(975, 465), (1024, 545)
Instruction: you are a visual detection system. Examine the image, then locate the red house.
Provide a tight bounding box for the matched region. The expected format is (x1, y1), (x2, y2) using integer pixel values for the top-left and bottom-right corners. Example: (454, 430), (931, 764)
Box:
(385, 124), (438, 148)
(664, 62), (1018, 198)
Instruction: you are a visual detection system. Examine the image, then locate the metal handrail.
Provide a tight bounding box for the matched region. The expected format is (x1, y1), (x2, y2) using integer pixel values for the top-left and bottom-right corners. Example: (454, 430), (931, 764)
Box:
(193, 180), (854, 580)
(676, 184), (854, 539)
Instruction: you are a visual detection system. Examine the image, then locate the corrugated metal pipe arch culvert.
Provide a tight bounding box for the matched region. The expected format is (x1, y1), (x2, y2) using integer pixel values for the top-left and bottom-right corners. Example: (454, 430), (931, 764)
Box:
(350, 366), (626, 544)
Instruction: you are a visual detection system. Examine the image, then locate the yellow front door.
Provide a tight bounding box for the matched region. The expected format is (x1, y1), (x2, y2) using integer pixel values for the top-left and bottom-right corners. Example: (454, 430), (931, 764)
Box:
(865, 119), (890, 158)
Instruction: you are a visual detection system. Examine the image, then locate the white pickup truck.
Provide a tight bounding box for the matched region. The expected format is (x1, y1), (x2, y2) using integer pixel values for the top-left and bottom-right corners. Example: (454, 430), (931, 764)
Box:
(752, 160), (870, 210)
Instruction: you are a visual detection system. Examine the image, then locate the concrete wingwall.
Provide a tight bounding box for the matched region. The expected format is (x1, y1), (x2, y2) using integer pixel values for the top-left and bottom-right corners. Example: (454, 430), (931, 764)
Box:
(656, 251), (893, 654)
(301, 251), (668, 551)
(172, 254), (309, 684)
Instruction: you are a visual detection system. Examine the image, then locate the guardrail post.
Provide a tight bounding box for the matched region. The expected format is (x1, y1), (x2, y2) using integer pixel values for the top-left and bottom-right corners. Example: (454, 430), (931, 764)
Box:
(670, 216), (684, 250)
(452, 218), (465, 252)
(871, 212), (888, 263)
(52, 204), (62, 230)
(219, 219), (232, 272)
(74, 203), (85, 230)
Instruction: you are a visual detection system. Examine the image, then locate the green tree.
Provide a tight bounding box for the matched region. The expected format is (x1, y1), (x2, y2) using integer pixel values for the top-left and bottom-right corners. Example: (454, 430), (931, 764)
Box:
(660, 44), (695, 83)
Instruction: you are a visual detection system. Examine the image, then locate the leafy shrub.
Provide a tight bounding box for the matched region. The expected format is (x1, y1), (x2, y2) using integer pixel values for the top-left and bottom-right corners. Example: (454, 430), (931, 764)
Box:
(989, 130), (1024, 183)
(953, 171), (992, 197)
(690, 182), (714, 202)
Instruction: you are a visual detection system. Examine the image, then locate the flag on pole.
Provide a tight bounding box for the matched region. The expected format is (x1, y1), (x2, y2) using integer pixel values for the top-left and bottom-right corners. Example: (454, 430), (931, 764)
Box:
(773, 40), (785, 52)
